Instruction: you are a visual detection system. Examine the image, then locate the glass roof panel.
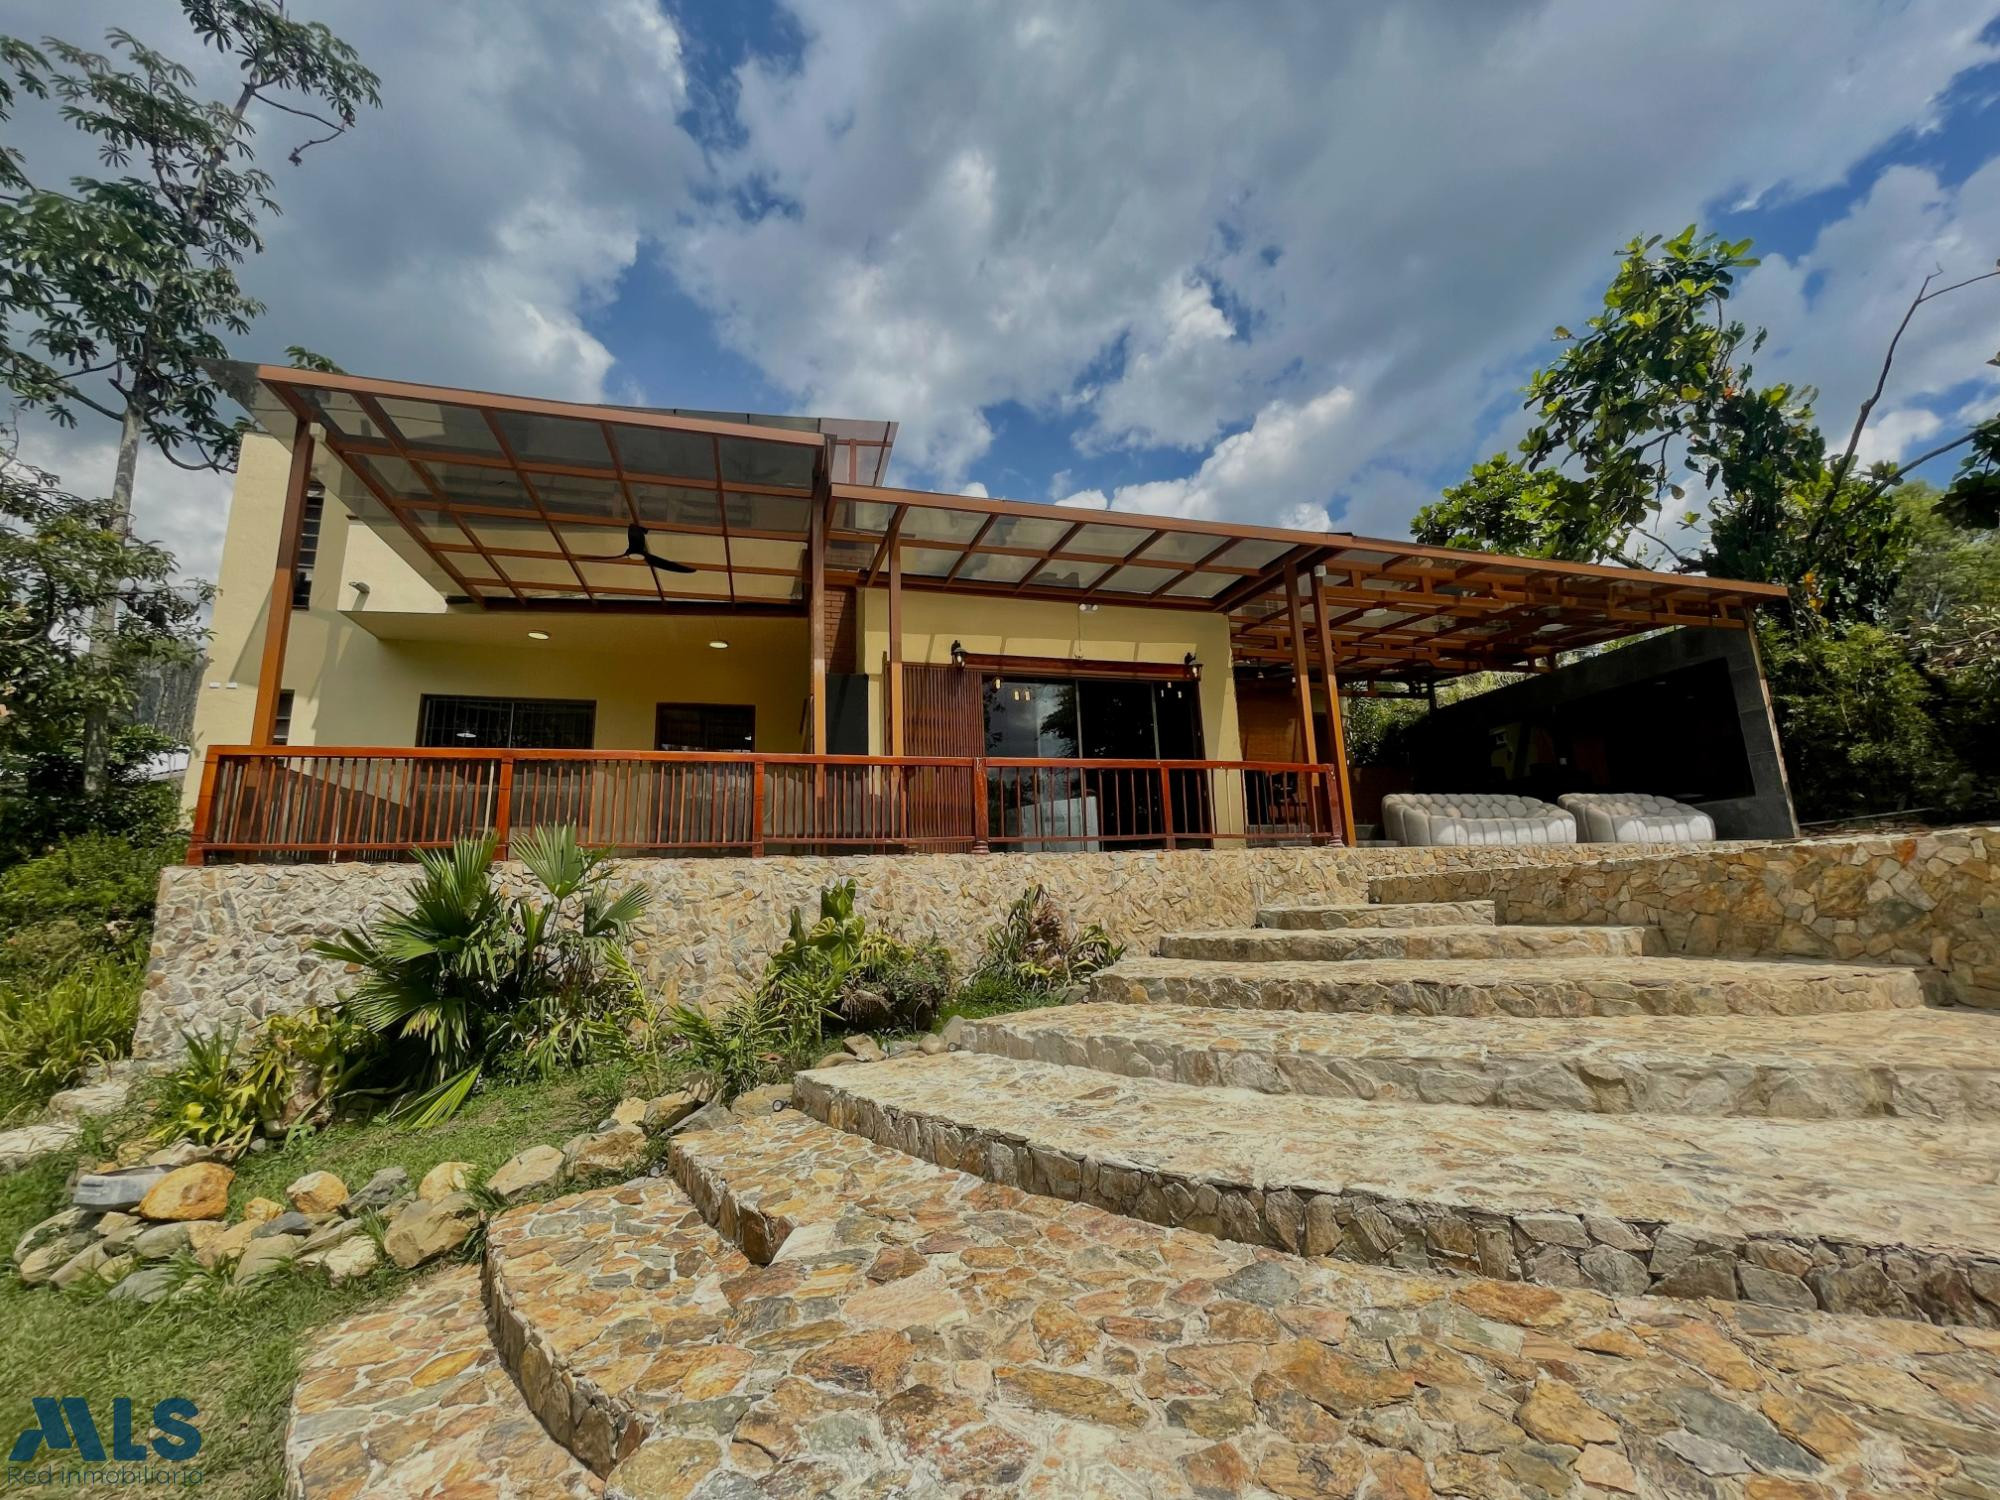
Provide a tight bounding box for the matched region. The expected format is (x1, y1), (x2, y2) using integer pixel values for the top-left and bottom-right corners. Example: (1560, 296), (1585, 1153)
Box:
(575, 559), (655, 591)
(1133, 531), (1227, 567)
(900, 544), (961, 577)
(1031, 561), (1110, 591)
(494, 555), (583, 588)
(977, 514), (1074, 553)
(351, 453), (429, 502)
(718, 437), (816, 490)
(423, 460), (534, 512)
(1164, 571), (1236, 599)
(835, 499), (898, 533)
(722, 492), (811, 536)
(1097, 564), (1182, 595)
(1214, 538), (1293, 570)
(532, 472), (625, 518)
(611, 424), (717, 482)
(732, 572), (803, 600)
(375, 397), (504, 457)
(953, 552), (1037, 584)
(462, 517), (560, 555)
(492, 410), (612, 469)
(657, 572), (731, 599)
(304, 389), (387, 441)
(825, 539), (877, 570)
(899, 506), (989, 545)
(630, 483), (720, 527)
(1060, 523), (1150, 560)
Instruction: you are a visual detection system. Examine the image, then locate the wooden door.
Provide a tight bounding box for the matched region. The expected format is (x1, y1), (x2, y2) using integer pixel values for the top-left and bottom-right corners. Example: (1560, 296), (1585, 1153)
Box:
(902, 663), (981, 847)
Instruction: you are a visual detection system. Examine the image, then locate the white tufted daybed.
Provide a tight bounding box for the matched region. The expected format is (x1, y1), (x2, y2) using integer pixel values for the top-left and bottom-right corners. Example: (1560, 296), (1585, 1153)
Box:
(1380, 792), (1577, 847)
(1557, 792), (1716, 844)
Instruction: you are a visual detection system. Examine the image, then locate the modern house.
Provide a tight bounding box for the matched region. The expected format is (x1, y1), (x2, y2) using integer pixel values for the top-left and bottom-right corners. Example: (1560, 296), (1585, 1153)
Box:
(180, 364), (1795, 863)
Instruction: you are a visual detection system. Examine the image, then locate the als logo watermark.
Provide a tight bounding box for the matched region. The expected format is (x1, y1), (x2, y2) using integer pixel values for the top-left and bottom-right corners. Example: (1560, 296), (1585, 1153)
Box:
(8, 1397), (203, 1488)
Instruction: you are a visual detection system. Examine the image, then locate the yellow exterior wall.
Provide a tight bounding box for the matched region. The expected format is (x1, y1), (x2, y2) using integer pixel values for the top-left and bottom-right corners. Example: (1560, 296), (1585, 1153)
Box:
(856, 587), (1241, 760)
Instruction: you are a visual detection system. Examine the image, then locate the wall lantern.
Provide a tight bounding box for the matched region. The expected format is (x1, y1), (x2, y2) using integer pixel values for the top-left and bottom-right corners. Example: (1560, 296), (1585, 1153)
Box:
(950, 639), (967, 668)
(1184, 651), (1201, 681)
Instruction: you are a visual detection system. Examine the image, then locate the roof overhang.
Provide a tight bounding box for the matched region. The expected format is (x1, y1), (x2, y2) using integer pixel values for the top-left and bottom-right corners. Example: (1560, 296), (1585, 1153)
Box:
(216, 364), (1786, 684)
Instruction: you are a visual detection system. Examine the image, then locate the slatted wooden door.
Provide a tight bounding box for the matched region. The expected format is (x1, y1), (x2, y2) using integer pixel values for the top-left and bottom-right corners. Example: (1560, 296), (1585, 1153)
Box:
(902, 663), (981, 848)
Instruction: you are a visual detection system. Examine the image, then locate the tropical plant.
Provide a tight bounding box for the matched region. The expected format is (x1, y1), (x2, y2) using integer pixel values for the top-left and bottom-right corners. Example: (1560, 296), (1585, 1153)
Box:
(152, 1027), (289, 1150)
(0, 955), (140, 1116)
(312, 826), (650, 1124)
(757, 878), (910, 1052)
(654, 998), (785, 1103)
(972, 885), (1122, 998)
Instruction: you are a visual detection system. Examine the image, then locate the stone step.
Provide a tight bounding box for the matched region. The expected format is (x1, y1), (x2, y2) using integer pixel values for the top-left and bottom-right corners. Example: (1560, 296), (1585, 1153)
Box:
(1159, 923), (1657, 963)
(959, 1002), (2000, 1120)
(1257, 899), (1495, 929)
(800, 1053), (2000, 1324)
(493, 1106), (2000, 1497)
(1089, 953), (1927, 1018)
(285, 1265), (602, 1498)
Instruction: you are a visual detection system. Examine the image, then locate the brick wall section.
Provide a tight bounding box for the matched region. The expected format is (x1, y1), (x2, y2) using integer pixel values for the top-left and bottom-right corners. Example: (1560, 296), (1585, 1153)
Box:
(136, 841), (1682, 1059)
(1370, 826), (2000, 1009)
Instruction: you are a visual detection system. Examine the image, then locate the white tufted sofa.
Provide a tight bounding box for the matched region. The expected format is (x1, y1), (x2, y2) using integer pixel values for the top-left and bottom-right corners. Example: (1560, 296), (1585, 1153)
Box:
(1558, 792), (1716, 845)
(1381, 793), (1577, 847)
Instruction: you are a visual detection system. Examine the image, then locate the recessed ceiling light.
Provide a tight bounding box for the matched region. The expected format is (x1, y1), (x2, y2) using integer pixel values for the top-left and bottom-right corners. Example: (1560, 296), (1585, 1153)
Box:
(708, 639), (729, 649)
(527, 630), (550, 640)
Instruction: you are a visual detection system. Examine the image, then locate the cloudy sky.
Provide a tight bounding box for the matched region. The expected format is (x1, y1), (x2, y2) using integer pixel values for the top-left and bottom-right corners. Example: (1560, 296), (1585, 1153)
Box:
(5, 0), (1999, 584)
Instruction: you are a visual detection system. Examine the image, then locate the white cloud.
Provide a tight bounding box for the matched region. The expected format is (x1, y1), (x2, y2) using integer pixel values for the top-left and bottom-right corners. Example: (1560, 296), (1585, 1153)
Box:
(957, 481), (990, 497)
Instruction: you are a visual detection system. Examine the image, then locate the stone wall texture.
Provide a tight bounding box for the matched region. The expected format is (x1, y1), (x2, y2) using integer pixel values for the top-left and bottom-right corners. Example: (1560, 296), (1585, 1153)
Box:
(1371, 825), (2000, 1008)
(137, 841), (1681, 1058)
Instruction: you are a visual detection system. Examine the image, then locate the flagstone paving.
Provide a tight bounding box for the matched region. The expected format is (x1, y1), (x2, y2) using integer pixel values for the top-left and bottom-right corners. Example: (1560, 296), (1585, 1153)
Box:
(287, 1109), (2000, 1498)
(959, 1001), (2000, 1120)
(799, 1052), (2000, 1322)
(1255, 899), (1498, 929)
(1159, 924), (1659, 962)
(1089, 954), (1927, 1018)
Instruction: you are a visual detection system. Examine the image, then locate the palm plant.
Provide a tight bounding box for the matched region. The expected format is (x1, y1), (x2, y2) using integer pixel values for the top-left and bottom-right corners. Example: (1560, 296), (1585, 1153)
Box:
(313, 826), (650, 1124)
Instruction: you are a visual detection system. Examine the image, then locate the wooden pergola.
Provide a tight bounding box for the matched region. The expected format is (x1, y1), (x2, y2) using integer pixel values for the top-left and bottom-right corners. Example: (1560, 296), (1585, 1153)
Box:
(218, 363), (1788, 848)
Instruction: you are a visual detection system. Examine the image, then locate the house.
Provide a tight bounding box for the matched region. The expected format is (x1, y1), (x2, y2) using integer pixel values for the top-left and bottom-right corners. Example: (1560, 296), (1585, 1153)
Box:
(181, 363), (1792, 862)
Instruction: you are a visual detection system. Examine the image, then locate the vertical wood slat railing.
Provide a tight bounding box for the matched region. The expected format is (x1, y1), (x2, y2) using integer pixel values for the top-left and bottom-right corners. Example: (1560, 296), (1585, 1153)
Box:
(186, 747), (1346, 864)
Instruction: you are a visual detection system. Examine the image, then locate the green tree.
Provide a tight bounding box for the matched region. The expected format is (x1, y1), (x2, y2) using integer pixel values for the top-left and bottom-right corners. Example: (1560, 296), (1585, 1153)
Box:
(0, 3), (378, 793)
(0, 431), (208, 861)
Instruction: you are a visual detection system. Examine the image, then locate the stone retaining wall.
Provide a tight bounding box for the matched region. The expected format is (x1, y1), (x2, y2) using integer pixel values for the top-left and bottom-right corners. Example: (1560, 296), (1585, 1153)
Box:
(1370, 825), (2000, 1008)
(136, 841), (1676, 1058)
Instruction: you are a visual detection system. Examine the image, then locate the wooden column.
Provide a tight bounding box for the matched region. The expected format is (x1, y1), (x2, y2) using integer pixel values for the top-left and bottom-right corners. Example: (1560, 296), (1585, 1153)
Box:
(1311, 570), (1358, 845)
(1283, 562), (1320, 765)
(251, 421), (315, 746)
(886, 540), (905, 755)
(807, 486), (828, 753)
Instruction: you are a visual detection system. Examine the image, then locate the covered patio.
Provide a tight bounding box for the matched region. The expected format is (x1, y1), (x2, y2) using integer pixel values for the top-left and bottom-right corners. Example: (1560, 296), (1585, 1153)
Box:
(185, 365), (1786, 863)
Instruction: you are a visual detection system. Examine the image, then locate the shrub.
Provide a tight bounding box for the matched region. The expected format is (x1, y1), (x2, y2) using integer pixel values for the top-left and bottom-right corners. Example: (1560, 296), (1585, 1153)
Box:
(0, 830), (182, 971)
(845, 939), (955, 1033)
(0, 956), (140, 1115)
(313, 825), (650, 1124)
(756, 879), (913, 1052)
(152, 1028), (291, 1151)
(971, 884), (1122, 998)
(653, 998), (784, 1102)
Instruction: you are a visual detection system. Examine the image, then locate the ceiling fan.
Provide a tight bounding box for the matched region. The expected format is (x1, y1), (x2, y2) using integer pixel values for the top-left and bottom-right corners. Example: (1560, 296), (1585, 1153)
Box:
(582, 521), (696, 574)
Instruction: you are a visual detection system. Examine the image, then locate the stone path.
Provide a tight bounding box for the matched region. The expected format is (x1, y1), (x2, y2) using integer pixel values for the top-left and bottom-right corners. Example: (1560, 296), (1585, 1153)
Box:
(961, 1001), (2000, 1119)
(285, 1108), (2000, 1498)
(281, 890), (2000, 1496)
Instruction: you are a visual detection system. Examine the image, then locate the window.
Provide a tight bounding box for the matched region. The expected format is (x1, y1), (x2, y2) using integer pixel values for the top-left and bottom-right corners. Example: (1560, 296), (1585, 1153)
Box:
(417, 695), (595, 748)
(291, 483), (326, 610)
(655, 702), (755, 752)
(272, 689), (295, 746)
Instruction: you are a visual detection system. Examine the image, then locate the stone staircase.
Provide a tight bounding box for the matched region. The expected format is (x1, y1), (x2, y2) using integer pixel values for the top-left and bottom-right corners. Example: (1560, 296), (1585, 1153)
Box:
(281, 893), (2000, 1497)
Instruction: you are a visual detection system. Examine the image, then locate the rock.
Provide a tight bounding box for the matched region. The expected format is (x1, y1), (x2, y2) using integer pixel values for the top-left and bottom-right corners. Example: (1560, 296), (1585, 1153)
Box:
(317, 1234), (381, 1285)
(844, 1034), (885, 1063)
(1738, 1263), (1818, 1310)
(1659, 1430), (1750, 1477)
(1580, 1245), (1652, 1296)
(17, 1232), (98, 1286)
(1809, 1260), (1910, 1317)
(1655, 1254), (1738, 1302)
(202, 1221), (260, 1268)
(610, 1097), (648, 1128)
(300, 1217), (366, 1254)
(885, 1039), (917, 1058)
(137, 1163), (234, 1222)
(1665, 1389), (1814, 1473)
(563, 1124), (649, 1178)
(106, 1265), (176, 1305)
(241, 1196), (284, 1224)
(1518, 1376), (1619, 1447)
(51, 1242), (133, 1290)
(1576, 1446), (1638, 1493)
(73, 1166), (167, 1212)
(918, 1034), (948, 1057)
(940, 1016), (968, 1049)
(486, 1145), (566, 1203)
(384, 1193), (480, 1269)
(14, 1207), (96, 1264)
(0, 1121), (81, 1172)
(731, 1084), (791, 1118)
(143, 1141), (220, 1170)
(668, 1102), (732, 1137)
(253, 1211), (314, 1239)
(1516, 1211), (1590, 1249)
(418, 1161), (474, 1201)
(96, 1212), (144, 1251)
(347, 1166), (410, 1215)
(285, 1170), (349, 1215)
(641, 1092), (700, 1134)
(814, 1051), (858, 1069)
(234, 1233), (304, 1284)
(132, 1222), (196, 1261)
(48, 1078), (131, 1119)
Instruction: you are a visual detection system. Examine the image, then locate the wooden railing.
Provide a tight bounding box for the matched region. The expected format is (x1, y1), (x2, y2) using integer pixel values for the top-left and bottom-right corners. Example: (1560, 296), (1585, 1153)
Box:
(188, 748), (1346, 864)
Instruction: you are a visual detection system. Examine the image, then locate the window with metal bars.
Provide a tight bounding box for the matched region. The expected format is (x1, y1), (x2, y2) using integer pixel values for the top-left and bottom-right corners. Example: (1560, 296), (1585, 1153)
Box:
(290, 483), (325, 609)
(655, 702), (755, 751)
(416, 695), (596, 748)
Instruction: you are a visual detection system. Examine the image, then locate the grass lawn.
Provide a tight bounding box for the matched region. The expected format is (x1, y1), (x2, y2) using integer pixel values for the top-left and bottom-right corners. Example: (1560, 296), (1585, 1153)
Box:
(0, 1062), (653, 1500)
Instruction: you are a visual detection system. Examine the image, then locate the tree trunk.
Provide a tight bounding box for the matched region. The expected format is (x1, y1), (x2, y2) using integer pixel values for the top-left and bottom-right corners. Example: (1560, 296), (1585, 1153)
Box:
(81, 399), (147, 796)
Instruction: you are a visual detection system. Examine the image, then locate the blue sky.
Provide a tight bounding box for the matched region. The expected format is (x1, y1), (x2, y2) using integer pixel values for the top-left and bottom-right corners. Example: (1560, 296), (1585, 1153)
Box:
(6, 0), (1999, 578)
